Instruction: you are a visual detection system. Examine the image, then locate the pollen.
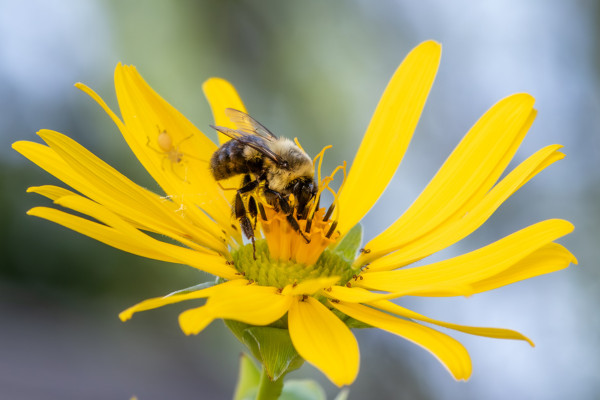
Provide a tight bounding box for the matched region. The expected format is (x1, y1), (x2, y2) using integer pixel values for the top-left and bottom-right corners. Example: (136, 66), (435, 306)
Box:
(261, 207), (339, 265)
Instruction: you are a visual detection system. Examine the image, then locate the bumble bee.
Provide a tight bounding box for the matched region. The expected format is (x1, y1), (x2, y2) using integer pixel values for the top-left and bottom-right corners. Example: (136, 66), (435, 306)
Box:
(209, 109), (317, 253)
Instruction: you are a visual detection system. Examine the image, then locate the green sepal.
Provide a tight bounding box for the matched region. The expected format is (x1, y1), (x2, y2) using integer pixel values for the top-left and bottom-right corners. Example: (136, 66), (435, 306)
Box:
(329, 306), (373, 329)
(344, 316), (373, 329)
(332, 224), (363, 262)
(225, 320), (305, 381)
(233, 353), (261, 400)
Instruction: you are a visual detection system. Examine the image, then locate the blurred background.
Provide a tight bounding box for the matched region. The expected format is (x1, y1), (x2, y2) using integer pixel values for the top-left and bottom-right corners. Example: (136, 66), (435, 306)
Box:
(1, 0), (598, 399)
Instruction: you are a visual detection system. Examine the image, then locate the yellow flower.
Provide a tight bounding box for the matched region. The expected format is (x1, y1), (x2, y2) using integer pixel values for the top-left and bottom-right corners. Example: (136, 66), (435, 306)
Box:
(13, 40), (576, 387)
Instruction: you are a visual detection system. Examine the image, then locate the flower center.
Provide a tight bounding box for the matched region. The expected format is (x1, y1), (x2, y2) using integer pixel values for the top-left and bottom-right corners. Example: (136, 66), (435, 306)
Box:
(261, 207), (339, 265)
(229, 144), (350, 286)
(232, 238), (355, 288)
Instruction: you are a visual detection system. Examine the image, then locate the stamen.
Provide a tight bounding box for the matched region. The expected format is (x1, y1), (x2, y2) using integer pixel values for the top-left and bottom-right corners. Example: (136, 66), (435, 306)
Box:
(324, 186), (341, 224)
(313, 145), (332, 186)
(304, 216), (313, 233)
(313, 161), (346, 222)
(312, 145), (331, 168)
(293, 137), (306, 153)
(306, 176), (333, 221)
(323, 203), (335, 222)
(327, 161), (347, 184)
(337, 160), (348, 193)
(325, 220), (338, 238)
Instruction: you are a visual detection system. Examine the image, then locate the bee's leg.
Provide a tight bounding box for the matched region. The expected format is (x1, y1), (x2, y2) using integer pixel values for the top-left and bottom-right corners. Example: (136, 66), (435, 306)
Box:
(285, 213), (310, 243)
(293, 185), (313, 220)
(235, 192), (256, 260)
(238, 174), (259, 194)
(231, 175), (261, 260)
(264, 188), (310, 243)
(217, 182), (238, 191)
(264, 189), (280, 212)
(248, 195), (258, 230)
(257, 202), (268, 221)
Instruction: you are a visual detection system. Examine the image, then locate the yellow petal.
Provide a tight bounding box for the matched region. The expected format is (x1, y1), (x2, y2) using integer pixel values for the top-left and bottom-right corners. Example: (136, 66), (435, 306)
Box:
(16, 141), (177, 235)
(362, 94), (536, 263)
(26, 184), (157, 233)
(368, 300), (534, 346)
(13, 140), (100, 200)
(365, 144), (565, 271)
(28, 206), (177, 263)
(77, 80), (230, 234)
(27, 206), (238, 280)
(178, 306), (215, 335)
(202, 77), (248, 144)
(358, 219), (574, 296)
(31, 130), (227, 253)
(288, 296), (359, 386)
(179, 284), (292, 335)
(281, 276), (340, 296)
(336, 41), (442, 236)
(201, 77), (247, 207)
(470, 242), (577, 294)
(27, 185), (78, 201)
(111, 65), (235, 234)
(206, 284), (292, 323)
(119, 279), (248, 321)
(53, 194), (216, 255)
(322, 285), (403, 303)
(331, 301), (471, 380)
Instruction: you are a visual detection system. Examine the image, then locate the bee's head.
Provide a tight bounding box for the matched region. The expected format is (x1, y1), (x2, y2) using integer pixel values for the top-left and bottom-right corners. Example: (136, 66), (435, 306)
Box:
(267, 138), (315, 189)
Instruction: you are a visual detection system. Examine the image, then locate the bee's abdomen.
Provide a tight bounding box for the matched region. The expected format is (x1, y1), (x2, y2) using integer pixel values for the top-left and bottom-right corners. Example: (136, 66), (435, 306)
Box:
(210, 139), (264, 180)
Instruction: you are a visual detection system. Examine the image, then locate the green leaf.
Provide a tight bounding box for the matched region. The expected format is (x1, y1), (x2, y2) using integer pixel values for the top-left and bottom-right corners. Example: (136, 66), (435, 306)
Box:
(279, 380), (326, 400)
(244, 327), (304, 381)
(224, 320), (305, 382)
(233, 353), (261, 400)
(333, 224), (363, 262)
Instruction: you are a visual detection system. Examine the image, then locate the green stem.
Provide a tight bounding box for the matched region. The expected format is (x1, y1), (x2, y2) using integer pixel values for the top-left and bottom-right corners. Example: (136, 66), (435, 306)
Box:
(255, 366), (284, 400)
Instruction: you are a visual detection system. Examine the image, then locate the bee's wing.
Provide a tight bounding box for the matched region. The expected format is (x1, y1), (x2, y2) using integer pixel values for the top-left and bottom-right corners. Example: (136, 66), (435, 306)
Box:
(210, 125), (285, 166)
(224, 108), (278, 141)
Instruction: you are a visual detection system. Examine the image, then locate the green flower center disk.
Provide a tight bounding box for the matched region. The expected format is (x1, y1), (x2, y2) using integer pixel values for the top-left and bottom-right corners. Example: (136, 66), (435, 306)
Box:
(232, 240), (356, 288)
